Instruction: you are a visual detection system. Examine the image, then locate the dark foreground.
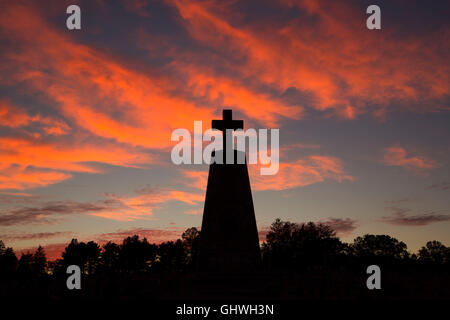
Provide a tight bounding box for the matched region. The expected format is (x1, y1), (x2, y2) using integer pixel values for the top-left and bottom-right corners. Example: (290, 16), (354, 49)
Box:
(2, 268), (449, 300)
(2, 270), (449, 319)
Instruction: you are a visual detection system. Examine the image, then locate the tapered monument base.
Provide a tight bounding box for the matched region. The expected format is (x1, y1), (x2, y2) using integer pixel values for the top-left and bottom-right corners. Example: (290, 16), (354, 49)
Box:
(198, 150), (261, 274)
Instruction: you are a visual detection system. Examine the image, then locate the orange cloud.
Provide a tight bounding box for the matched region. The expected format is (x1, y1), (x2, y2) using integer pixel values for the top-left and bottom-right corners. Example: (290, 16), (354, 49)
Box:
(0, 165), (71, 190)
(383, 146), (438, 173)
(250, 155), (353, 191)
(0, 3), (215, 150)
(0, 100), (71, 136)
(0, 1), (447, 193)
(91, 189), (204, 221)
(0, 100), (72, 141)
(0, 100), (31, 128)
(0, 136), (152, 190)
(183, 170), (209, 190)
(0, 187), (204, 225)
(176, 66), (302, 126)
(183, 155), (352, 192)
(170, 0), (449, 118)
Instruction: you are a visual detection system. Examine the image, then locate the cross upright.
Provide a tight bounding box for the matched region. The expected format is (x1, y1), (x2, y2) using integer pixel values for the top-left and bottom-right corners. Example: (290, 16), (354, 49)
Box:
(212, 109), (243, 163)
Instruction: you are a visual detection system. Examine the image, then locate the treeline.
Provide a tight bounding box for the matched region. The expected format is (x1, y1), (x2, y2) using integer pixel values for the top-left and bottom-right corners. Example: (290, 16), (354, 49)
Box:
(1, 219), (449, 278)
(0, 227), (200, 277)
(261, 219), (449, 272)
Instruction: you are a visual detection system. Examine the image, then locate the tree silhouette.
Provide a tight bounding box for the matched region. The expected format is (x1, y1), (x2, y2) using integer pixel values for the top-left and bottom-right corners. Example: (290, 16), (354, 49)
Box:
(351, 234), (409, 267)
(17, 252), (33, 275)
(61, 239), (101, 275)
(418, 240), (449, 265)
(1, 221), (450, 300)
(119, 235), (157, 273)
(156, 239), (186, 272)
(12, 246), (47, 277)
(262, 219), (345, 270)
(85, 241), (101, 275)
(0, 240), (18, 275)
(182, 227), (200, 269)
(100, 241), (120, 272)
(32, 246), (47, 275)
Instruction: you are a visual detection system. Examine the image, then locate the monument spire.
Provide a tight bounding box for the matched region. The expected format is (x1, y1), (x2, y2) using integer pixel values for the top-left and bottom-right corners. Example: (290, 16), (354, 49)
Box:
(198, 109), (261, 274)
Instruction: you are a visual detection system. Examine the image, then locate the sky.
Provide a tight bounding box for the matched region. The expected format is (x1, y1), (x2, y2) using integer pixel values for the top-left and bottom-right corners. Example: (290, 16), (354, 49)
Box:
(0, 0), (449, 260)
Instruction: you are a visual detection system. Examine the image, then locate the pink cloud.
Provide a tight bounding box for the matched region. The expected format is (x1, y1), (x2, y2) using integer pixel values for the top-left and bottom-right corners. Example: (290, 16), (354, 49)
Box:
(250, 155), (353, 191)
(91, 189), (204, 221)
(320, 217), (358, 236)
(383, 146), (438, 173)
(183, 170), (209, 190)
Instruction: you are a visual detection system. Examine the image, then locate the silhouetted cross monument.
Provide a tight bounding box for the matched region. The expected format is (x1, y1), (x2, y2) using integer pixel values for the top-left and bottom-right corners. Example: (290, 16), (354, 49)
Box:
(212, 109), (243, 163)
(198, 109), (261, 274)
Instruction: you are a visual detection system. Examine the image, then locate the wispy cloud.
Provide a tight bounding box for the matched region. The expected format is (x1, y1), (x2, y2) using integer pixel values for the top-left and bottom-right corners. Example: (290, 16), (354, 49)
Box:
(182, 155), (353, 192)
(250, 155), (353, 191)
(381, 207), (450, 226)
(384, 197), (416, 204)
(320, 217), (358, 236)
(0, 192), (41, 205)
(0, 183), (204, 225)
(94, 189), (204, 221)
(382, 146), (438, 174)
(183, 170), (209, 190)
(426, 181), (450, 191)
(0, 231), (72, 242)
(0, 201), (111, 226)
